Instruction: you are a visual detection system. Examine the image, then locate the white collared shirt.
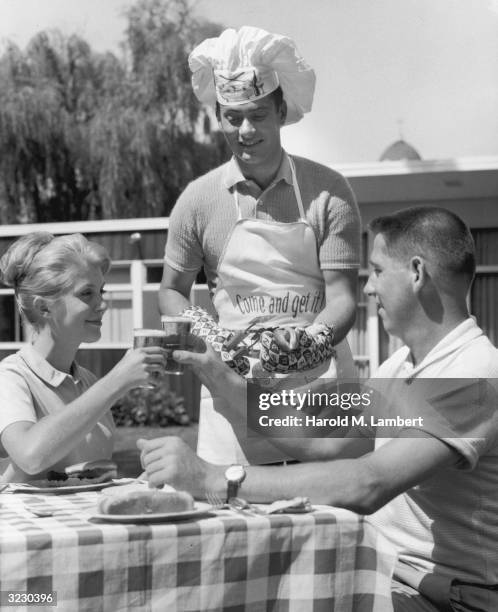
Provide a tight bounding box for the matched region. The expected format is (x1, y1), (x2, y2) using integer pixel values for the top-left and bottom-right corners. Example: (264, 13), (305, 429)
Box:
(368, 318), (498, 587)
(0, 345), (115, 482)
(376, 317), (498, 381)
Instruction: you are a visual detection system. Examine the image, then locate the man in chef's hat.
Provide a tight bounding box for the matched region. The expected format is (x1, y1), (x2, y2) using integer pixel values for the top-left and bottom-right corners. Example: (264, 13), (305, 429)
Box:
(158, 26), (361, 465)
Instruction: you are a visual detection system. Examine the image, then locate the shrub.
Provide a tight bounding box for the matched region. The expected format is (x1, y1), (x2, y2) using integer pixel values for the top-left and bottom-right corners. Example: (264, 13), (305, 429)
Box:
(111, 379), (190, 427)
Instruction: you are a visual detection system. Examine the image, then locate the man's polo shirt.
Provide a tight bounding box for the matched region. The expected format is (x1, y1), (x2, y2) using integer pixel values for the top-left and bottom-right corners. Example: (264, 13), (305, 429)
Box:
(367, 318), (498, 589)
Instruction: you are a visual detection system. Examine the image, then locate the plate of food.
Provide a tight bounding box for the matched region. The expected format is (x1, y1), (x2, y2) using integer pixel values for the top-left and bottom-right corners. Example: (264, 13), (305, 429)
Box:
(10, 460), (120, 494)
(92, 489), (213, 523)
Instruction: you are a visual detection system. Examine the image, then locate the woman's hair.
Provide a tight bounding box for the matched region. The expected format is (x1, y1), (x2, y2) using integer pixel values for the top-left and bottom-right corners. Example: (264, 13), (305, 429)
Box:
(0, 232), (111, 329)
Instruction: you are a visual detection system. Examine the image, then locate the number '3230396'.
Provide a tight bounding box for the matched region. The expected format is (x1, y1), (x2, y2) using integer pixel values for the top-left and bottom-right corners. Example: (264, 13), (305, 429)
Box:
(1, 591), (57, 606)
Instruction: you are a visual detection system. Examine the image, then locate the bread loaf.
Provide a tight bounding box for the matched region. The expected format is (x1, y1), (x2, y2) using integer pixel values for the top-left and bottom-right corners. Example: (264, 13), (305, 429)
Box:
(98, 489), (194, 515)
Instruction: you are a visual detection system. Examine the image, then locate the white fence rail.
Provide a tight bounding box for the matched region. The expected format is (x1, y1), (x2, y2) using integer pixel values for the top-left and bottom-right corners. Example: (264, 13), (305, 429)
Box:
(0, 259), (377, 376)
(2, 260), (497, 377)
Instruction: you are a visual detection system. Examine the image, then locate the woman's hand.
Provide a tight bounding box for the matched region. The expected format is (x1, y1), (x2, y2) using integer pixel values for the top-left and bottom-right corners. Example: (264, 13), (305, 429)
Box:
(108, 347), (167, 393)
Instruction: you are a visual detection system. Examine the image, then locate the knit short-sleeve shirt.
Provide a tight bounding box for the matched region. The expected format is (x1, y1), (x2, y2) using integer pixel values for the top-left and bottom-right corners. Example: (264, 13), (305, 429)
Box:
(165, 153), (361, 295)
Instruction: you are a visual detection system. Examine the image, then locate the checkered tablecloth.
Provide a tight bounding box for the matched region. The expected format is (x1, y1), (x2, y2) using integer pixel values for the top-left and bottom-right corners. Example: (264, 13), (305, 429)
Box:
(0, 491), (396, 612)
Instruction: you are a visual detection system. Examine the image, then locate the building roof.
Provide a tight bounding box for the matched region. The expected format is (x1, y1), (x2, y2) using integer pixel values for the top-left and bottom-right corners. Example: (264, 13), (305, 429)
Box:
(379, 139), (422, 161)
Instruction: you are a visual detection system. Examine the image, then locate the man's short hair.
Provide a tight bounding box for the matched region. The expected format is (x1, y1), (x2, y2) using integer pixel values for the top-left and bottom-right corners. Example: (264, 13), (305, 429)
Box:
(369, 206), (476, 283)
(215, 86), (285, 120)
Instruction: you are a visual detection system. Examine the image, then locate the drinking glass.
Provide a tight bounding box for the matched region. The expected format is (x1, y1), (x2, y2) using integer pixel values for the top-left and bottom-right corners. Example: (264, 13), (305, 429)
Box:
(160, 316), (191, 375)
(133, 328), (168, 388)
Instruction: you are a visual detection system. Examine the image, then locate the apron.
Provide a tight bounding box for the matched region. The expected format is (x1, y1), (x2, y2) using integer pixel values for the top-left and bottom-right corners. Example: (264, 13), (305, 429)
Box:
(197, 157), (357, 465)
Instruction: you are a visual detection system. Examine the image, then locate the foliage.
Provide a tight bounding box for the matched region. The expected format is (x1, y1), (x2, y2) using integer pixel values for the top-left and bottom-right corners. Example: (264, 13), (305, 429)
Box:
(111, 378), (190, 427)
(0, 0), (228, 223)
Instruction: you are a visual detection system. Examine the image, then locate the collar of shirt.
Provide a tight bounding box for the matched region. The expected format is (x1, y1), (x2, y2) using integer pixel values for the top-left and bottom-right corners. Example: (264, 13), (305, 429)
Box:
(222, 151), (294, 197)
(19, 344), (83, 387)
(401, 317), (483, 378)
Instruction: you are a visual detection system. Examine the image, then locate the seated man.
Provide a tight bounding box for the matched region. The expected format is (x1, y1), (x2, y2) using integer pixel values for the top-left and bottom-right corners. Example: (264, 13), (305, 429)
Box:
(139, 206), (498, 612)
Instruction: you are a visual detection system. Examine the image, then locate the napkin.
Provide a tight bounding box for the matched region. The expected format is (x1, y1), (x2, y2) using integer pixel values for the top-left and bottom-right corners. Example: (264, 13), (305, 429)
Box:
(265, 497), (313, 514)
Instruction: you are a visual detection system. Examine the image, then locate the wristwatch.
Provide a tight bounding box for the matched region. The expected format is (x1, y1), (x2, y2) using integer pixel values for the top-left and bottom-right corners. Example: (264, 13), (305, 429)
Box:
(224, 464), (246, 502)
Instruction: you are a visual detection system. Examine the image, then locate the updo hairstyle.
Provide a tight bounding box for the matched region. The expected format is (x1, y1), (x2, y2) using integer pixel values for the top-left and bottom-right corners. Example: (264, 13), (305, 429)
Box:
(0, 232), (111, 329)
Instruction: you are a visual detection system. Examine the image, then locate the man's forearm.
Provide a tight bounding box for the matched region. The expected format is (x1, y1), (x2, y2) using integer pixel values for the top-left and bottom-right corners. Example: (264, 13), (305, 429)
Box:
(318, 269), (358, 344)
(316, 292), (356, 344)
(204, 456), (378, 514)
(201, 435), (459, 515)
(260, 437), (373, 462)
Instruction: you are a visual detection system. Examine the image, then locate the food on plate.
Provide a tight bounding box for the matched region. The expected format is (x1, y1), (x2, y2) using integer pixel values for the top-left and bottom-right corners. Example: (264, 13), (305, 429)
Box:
(266, 496), (313, 514)
(97, 489), (195, 515)
(44, 460), (118, 487)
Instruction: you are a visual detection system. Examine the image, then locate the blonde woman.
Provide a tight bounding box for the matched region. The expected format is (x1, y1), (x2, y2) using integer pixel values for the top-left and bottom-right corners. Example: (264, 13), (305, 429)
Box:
(0, 232), (166, 483)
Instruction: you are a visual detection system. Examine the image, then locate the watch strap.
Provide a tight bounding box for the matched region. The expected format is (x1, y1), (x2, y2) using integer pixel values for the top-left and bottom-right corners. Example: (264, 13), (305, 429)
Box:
(227, 480), (240, 502)
(225, 465), (246, 502)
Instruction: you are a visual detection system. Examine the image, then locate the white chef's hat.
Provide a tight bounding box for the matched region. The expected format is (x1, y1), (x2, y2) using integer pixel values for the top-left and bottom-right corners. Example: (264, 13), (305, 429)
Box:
(188, 26), (315, 125)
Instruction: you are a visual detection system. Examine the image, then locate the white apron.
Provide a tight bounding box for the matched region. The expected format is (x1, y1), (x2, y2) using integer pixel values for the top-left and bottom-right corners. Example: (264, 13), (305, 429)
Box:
(197, 157), (356, 465)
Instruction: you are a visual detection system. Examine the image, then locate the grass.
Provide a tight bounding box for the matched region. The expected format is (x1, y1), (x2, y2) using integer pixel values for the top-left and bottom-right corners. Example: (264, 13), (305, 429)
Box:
(112, 424), (198, 478)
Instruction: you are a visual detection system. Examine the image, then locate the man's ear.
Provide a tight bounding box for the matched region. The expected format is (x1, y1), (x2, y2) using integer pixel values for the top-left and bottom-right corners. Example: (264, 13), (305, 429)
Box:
(279, 100), (287, 125)
(410, 256), (428, 290)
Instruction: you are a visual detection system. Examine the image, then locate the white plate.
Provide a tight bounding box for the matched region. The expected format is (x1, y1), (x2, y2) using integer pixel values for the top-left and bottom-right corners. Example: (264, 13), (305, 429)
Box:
(91, 502), (213, 523)
(9, 479), (133, 495)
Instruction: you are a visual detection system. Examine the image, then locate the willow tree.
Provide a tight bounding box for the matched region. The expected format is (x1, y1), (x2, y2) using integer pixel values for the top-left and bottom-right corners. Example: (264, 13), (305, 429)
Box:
(91, 0), (227, 219)
(0, 31), (121, 222)
(0, 0), (227, 223)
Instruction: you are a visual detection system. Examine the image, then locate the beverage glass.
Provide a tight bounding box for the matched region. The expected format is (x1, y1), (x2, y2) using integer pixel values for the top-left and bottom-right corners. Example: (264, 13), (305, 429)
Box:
(133, 328), (168, 388)
(160, 316), (191, 375)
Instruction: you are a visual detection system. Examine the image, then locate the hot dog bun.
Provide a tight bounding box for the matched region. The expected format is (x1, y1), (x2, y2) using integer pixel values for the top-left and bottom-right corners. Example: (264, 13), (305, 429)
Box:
(46, 460), (117, 486)
(97, 489), (194, 515)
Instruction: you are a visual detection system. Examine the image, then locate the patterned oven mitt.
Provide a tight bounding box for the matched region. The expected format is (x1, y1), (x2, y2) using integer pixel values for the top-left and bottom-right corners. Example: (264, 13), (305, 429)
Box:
(259, 322), (336, 374)
(181, 306), (336, 377)
(180, 306), (253, 377)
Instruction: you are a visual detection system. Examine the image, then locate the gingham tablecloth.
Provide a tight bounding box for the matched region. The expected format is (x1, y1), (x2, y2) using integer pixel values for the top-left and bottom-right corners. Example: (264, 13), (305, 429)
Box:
(0, 491), (396, 612)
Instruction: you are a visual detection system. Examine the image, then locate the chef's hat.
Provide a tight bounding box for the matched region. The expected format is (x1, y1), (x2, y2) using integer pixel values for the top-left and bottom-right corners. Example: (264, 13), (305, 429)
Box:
(188, 26), (315, 125)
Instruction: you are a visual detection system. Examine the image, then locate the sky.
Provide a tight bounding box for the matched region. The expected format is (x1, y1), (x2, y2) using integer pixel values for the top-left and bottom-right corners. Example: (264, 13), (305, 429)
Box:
(1, 0), (497, 166)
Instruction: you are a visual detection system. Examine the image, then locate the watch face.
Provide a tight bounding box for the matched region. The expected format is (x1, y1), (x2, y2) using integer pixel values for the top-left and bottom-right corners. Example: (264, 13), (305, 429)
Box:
(225, 465), (245, 482)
